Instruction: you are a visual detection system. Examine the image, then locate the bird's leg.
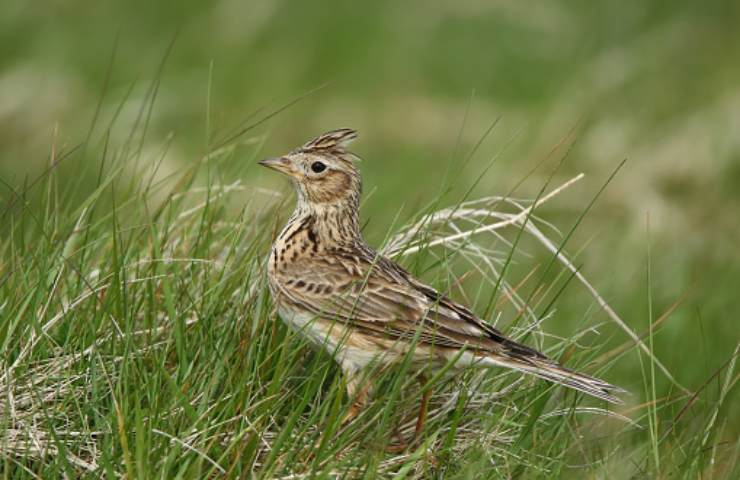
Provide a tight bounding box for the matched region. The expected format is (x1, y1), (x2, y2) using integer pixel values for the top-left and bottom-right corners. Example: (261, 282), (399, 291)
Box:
(386, 373), (431, 453)
(413, 374), (431, 438)
(341, 373), (372, 425)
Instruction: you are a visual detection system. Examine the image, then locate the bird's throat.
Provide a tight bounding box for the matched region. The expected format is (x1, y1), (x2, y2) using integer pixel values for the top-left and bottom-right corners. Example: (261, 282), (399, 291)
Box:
(284, 202), (362, 252)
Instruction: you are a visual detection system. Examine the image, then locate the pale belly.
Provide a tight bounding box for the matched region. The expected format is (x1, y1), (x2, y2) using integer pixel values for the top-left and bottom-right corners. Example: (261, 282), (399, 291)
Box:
(274, 305), (486, 378)
(276, 306), (387, 373)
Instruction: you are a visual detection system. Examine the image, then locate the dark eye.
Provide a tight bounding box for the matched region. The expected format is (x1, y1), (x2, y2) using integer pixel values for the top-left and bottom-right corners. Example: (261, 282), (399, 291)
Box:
(310, 161), (326, 173)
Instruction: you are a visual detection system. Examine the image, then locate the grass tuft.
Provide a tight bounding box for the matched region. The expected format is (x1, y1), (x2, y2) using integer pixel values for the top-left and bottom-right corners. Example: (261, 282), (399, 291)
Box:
(0, 82), (737, 479)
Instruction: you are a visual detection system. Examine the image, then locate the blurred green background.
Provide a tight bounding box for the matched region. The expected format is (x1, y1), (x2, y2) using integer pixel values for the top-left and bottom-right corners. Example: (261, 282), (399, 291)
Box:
(2, 0), (738, 434)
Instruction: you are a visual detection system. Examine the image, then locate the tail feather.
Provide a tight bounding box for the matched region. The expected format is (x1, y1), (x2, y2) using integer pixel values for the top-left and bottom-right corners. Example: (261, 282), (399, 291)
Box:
(484, 356), (626, 404)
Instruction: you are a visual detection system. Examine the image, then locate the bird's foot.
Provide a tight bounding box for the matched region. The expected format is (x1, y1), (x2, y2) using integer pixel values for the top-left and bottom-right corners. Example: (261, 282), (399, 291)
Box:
(341, 401), (364, 425)
(385, 434), (413, 453)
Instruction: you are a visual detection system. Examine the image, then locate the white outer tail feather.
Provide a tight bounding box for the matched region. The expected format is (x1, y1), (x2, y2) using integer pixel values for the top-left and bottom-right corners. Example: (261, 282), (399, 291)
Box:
(482, 356), (626, 404)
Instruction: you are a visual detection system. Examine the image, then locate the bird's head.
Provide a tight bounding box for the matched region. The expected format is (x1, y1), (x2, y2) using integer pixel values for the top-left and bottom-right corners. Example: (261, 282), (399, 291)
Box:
(259, 128), (362, 208)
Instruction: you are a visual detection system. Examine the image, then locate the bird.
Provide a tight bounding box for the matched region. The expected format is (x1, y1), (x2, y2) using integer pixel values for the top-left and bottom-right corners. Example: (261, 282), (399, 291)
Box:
(260, 128), (624, 449)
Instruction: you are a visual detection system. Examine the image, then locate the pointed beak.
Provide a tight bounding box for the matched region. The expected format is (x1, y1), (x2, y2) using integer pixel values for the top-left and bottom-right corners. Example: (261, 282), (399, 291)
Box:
(258, 156), (293, 175)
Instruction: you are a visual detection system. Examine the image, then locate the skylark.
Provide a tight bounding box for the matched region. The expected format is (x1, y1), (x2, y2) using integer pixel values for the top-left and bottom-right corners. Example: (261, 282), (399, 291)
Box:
(261, 128), (624, 446)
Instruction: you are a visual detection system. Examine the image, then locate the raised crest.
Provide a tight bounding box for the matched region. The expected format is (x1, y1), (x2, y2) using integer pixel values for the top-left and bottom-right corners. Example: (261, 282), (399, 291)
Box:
(299, 128), (358, 154)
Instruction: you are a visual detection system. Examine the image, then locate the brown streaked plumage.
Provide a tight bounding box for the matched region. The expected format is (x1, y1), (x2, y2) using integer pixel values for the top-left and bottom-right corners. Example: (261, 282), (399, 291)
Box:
(260, 128), (624, 447)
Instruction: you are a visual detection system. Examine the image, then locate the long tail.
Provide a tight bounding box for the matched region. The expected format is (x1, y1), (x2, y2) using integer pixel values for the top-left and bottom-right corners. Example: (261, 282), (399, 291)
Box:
(483, 355), (626, 404)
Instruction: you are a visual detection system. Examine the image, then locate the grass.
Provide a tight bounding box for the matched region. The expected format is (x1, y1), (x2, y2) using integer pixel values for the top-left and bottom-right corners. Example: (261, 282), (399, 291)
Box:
(1, 79), (738, 478)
